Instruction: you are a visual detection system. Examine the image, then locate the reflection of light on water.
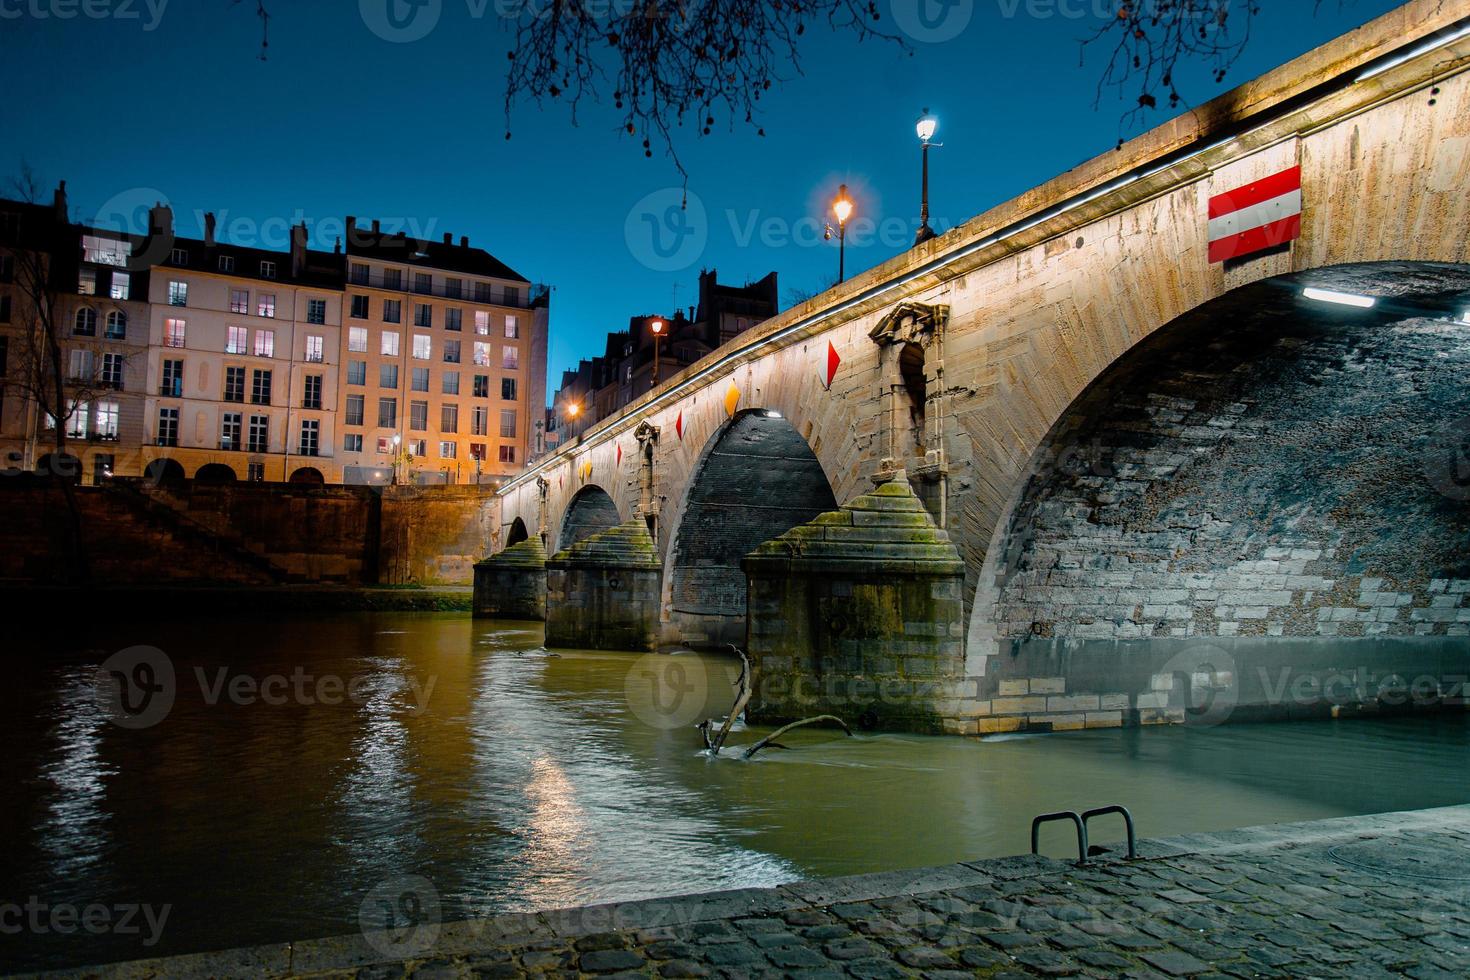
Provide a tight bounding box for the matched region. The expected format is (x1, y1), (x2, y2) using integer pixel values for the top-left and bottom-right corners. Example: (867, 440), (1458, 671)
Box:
(39, 672), (114, 877)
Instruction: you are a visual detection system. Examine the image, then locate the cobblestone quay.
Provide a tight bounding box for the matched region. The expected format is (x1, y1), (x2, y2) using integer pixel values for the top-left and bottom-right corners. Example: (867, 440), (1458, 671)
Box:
(47, 805), (1470, 979)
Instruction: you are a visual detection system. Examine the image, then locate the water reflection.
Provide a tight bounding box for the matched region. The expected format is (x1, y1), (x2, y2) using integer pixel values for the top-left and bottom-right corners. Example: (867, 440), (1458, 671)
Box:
(0, 613), (1466, 972)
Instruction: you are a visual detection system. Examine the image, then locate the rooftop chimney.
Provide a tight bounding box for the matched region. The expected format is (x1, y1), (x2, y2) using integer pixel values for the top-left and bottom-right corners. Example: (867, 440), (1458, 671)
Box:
(334, 237), (342, 255)
(372, 219), (381, 234)
(52, 180), (68, 222)
(204, 212), (217, 247)
(290, 221), (307, 277)
(148, 202), (174, 243)
(460, 235), (468, 248)
(443, 233), (453, 245)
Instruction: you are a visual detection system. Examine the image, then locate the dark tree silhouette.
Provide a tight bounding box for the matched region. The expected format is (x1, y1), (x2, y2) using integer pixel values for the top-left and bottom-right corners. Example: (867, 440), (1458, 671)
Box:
(239, 1), (1326, 172)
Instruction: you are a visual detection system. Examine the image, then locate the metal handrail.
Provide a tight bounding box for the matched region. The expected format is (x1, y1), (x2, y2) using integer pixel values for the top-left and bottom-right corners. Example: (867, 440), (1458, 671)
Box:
(1081, 805), (1138, 860)
(1031, 811), (1088, 864)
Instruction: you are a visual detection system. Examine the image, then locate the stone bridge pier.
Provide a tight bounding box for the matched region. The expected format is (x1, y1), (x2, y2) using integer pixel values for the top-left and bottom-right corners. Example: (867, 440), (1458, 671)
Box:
(484, 0), (1470, 734)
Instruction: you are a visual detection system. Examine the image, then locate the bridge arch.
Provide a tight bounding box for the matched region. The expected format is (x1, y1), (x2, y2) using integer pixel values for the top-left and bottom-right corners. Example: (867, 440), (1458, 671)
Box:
(967, 260), (1470, 660)
(506, 517), (529, 548)
(665, 408), (839, 648)
(557, 484), (621, 551)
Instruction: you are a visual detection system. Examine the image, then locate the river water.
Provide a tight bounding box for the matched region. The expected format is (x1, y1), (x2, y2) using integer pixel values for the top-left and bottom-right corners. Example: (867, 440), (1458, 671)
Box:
(2, 612), (1467, 971)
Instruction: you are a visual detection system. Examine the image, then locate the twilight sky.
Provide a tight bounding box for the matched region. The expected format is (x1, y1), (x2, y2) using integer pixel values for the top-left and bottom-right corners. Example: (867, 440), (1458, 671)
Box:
(0, 0), (1400, 395)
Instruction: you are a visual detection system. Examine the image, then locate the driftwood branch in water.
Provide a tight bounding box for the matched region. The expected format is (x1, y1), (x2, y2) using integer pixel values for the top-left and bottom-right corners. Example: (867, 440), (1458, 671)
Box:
(705, 644), (752, 756)
(742, 715), (853, 759)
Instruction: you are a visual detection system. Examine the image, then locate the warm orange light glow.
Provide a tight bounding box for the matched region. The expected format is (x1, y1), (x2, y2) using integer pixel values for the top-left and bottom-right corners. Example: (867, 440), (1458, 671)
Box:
(832, 186), (853, 225)
(650, 318), (665, 335)
(567, 403), (581, 418)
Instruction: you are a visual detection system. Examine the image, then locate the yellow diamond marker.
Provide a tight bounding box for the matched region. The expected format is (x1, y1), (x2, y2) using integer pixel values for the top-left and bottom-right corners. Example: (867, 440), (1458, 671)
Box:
(724, 382), (741, 418)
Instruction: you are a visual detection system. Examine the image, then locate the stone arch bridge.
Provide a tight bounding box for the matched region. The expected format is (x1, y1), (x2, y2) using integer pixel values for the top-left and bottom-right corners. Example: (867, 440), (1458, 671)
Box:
(487, 1), (1470, 734)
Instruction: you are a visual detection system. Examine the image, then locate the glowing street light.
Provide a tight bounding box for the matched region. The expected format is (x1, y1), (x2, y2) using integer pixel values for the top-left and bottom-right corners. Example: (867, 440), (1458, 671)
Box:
(1302, 287), (1376, 309)
(650, 317), (666, 389)
(826, 184), (854, 284)
(391, 433), (402, 485)
(915, 110), (939, 245)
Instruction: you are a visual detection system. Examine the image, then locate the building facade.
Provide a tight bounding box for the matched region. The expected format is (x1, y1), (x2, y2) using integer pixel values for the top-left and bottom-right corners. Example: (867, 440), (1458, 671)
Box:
(335, 219), (546, 486)
(0, 187), (547, 487)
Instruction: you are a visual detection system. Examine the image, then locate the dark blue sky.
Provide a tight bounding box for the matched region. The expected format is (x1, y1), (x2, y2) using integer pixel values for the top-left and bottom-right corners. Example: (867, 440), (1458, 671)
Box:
(1, 0), (1399, 393)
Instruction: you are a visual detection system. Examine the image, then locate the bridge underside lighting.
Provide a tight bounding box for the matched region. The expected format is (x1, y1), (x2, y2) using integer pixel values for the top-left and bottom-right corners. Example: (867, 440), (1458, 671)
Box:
(763, 410), (784, 419)
(1303, 287), (1377, 309)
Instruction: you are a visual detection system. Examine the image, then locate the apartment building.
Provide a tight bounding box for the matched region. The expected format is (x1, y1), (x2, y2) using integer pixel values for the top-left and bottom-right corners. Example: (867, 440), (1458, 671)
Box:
(1, 185), (548, 486)
(141, 207), (345, 484)
(336, 218), (547, 485)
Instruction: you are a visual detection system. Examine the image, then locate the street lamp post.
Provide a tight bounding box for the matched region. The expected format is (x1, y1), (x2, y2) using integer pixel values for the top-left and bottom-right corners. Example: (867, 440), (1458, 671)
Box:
(915, 111), (939, 245)
(391, 433), (402, 485)
(828, 184), (853, 284)
(566, 401), (581, 441)
(649, 317), (665, 389)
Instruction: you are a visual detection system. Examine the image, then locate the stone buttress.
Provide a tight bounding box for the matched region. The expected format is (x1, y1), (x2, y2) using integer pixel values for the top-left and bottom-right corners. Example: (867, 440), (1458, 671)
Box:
(741, 477), (973, 734)
(473, 537), (548, 620)
(545, 519), (662, 650)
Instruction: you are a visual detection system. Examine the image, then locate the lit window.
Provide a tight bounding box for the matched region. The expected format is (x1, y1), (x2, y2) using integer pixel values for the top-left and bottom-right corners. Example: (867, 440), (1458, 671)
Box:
(95, 400), (119, 440)
(168, 281), (188, 306)
(473, 342), (490, 366)
(165, 318), (186, 348)
(474, 310), (490, 335)
(221, 412), (242, 451)
(78, 268), (97, 295)
(504, 315), (519, 339)
(413, 334), (431, 360)
(110, 271), (130, 300)
(68, 349), (95, 382)
(502, 346), (519, 370)
(409, 438), (426, 456)
(230, 289), (249, 314)
(257, 294), (276, 318)
(227, 326), (248, 354)
(66, 399), (90, 439)
(83, 235), (129, 267)
(305, 335), (324, 363)
(253, 330), (275, 358)
(381, 331), (400, 356)
(348, 326), (368, 352)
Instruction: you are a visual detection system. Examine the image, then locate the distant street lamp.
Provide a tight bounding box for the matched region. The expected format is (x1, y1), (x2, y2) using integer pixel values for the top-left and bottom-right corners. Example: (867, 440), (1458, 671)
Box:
(915, 111), (939, 245)
(566, 401), (582, 440)
(391, 433), (402, 485)
(827, 184), (854, 283)
(650, 317), (665, 389)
